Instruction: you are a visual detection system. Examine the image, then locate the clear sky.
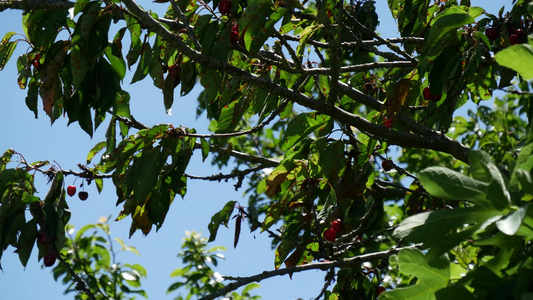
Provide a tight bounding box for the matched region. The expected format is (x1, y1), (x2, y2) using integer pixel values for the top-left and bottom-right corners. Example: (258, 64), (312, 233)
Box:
(0, 1), (511, 299)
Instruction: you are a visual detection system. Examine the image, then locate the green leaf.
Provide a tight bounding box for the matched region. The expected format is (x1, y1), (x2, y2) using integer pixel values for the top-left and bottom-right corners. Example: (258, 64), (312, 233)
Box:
(297, 24), (321, 58)
(381, 249), (450, 300)
(70, 45), (90, 90)
(87, 13), (112, 59)
(393, 208), (502, 255)
(200, 138), (209, 162)
(131, 43), (152, 84)
(0, 32), (17, 71)
(208, 200), (236, 242)
(105, 43), (126, 80)
(427, 6), (475, 46)
(418, 167), (488, 204)
(217, 100), (238, 132)
(274, 238), (295, 269)
(17, 218), (37, 267)
(73, 0), (90, 16)
(281, 112), (330, 150)
(87, 142), (106, 164)
(496, 206), (527, 235)
(131, 146), (165, 203)
(125, 14), (142, 68)
(180, 60), (196, 97)
(494, 44), (533, 80)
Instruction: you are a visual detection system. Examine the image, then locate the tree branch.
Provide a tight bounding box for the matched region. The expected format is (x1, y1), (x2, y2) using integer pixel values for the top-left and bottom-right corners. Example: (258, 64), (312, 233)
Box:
(202, 244), (421, 300)
(56, 253), (98, 300)
(0, 0), (74, 11)
(121, 0), (471, 163)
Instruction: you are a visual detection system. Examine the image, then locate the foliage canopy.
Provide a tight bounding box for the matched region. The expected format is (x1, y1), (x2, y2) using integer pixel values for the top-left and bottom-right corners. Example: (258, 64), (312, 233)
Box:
(1, 0), (533, 299)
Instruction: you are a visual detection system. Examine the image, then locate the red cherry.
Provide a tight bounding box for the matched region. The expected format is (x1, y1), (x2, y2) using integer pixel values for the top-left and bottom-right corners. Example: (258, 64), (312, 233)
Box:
(323, 228), (337, 242)
(510, 34), (519, 45)
(37, 231), (47, 246)
(67, 185), (76, 197)
(382, 159), (394, 171)
(331, 219), (344, 233)
(422, 87), (432, 100)
(231, 25), (239, 45)
(383, 116), (392, 128)
(423, 87), (441, 101)
(514, 29), (526, 39)
(376, 286), (386, 296)
(168, 64), (181, 79)
(43, 252), (57, 267)
(218, 0), (232, 15)
(78, 191), (88, 201)
(485, 27), (499, 42)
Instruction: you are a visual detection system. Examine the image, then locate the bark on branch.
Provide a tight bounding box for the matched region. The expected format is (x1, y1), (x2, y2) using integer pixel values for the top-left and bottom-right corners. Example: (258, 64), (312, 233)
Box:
(200, 244), (421, 300)
(120, 0), (471, 163)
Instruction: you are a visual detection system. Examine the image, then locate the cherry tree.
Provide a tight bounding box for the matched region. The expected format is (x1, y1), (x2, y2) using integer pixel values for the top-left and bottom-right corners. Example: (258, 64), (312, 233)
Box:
(0, 0), (533, 299)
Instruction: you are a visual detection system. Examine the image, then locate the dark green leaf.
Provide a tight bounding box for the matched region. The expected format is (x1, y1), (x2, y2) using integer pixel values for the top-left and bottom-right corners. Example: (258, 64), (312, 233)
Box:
(17, 218), (37, 267)
(427, 7), (475, 46)
(281, 112), (330, 150)
(200, 138), (209, 162)
(208, 200), (236, 242)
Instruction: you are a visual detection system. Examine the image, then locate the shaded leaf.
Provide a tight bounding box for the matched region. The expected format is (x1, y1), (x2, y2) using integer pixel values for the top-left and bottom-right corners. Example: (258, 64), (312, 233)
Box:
(208, 201), (236, 242)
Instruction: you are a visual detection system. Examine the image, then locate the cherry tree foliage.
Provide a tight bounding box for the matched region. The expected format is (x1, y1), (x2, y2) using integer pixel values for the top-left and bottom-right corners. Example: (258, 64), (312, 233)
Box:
(1, 0), (533, 299)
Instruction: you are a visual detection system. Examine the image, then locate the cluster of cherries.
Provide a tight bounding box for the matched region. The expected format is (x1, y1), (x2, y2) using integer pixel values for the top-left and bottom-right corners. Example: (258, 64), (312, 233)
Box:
(67, 185), (88, 201)
(37, 232), (57, 267)
(485, 23), (528, 46)
(322, 219), (344, 242)
(217, 0), (247, 47)
(39, 184), (89, 267)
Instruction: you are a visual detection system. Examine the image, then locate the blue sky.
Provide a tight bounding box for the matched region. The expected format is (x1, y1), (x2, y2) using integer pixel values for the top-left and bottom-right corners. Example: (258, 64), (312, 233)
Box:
(0, 1), (511, 299)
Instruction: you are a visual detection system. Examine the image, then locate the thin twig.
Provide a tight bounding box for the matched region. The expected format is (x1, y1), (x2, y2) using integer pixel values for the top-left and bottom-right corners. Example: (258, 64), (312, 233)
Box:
(170, 0), (202, 50)
(56, 251), (99, 300)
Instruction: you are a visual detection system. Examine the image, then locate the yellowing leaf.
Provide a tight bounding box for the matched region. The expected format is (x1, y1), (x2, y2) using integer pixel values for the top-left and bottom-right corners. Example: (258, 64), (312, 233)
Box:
(265, 170), (288, 197)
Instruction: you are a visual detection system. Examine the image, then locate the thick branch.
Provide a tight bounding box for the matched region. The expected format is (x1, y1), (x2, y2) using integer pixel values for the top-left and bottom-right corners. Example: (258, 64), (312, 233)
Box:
(201, 244), (421, 300)
(0, 0), (74, 11)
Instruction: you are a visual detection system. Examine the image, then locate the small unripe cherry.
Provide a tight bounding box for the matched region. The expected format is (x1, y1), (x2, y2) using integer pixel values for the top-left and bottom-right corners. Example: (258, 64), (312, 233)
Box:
(331, 219), (344, 233)
(43, 252), (57, 267)
(78, 191), (88, 201)
(323, 228), (337, 242)
(67, 185), (76, 197)
(382, 159), (394, 171)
